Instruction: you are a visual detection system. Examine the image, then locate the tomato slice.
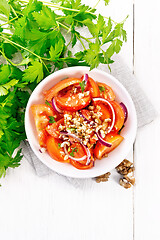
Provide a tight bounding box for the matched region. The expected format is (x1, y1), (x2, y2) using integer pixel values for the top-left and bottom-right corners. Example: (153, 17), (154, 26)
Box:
(67, 142), (94, 169)
(55, 93), (91, 111)
(31, 104), (54, 147)
(87, 77), (100, 98)
(70, 159), (94, 170)
(93, 103), (111, 121)
(89, 132), (97, 145)
(97, 82), (115, 101)
(110, 101), (125, 132)
(46, 136), (69, 163)
(94, 133), (124, 159)
(68, 142), (86, 158)
(46, 118), (64, 138)
(44, 78), (81, 101)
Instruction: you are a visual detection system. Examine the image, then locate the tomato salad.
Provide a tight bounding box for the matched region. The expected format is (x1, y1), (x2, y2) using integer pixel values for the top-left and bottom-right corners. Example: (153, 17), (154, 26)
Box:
(31, 74), (128, 170)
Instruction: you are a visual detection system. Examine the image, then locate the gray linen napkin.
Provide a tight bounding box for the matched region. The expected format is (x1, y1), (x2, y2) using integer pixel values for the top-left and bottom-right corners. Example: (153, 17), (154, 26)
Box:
(22, 56), (157, 187)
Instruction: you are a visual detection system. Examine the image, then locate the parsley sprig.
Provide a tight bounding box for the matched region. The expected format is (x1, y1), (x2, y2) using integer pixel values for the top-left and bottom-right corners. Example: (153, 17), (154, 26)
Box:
(0, 0), (128, 181)
(70, 147), (78, 157)
(79, 80), (86, 93)
(98, 86), (106, 93)
(49, 116), (56, 123)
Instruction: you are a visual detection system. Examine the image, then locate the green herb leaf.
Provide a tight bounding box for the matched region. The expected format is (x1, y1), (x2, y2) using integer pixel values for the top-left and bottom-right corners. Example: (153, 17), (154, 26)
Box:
(103, 0), (110, 6)
(49, 39), (64, 60)
(98, 86), (106, 93)
(22, 61), (44, 83)
(0, 0), (10, 18)
(58, 143), (61, 149)
(49, 116), (56, 123)
(0, 79), (18, 96)
(0, 65), (11, 84)
(70, 147), (78, 157)
(32, 5), (57, 30)
(84, 42), (100, 70)
(79, 80), (86, 93)
(45, 100), (52, 107)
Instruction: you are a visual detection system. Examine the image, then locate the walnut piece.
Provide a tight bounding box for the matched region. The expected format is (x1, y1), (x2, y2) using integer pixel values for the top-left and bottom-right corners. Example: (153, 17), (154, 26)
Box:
(116, 159), (135, 189)
(119, 178), (131, 189)
(116, 159), (134, 175)
(124, 175), (135, 185)
(95, 172), (111, 183)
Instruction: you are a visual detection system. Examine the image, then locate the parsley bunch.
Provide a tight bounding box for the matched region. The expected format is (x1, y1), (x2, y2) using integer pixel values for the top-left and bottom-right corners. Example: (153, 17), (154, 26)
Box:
(0, 0), (128, 180)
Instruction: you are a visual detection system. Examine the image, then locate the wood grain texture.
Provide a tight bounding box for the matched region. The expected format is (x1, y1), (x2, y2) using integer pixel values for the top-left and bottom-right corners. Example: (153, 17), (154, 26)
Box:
(0, 1), (135, 240)
(0, 156), (134, 240)
(134, 0), (160, 239)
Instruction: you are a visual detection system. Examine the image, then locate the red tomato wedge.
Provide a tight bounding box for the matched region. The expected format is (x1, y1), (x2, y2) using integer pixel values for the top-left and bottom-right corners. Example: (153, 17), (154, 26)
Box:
(70, 159), (94, 170)
(87, 77), (100, 98)
(110, 101), (125, 132)
(46, 118), (64, 138)
(44, 78), (81, 101)
(97, 82), (115, 101)
(69, 143), (94, 169)
(31, 104), (54, 147)
(94, 133), (124, 159)
(55, 93), (91, 111)
(93, 103), (111, 121)
(46, 136), (69, 163)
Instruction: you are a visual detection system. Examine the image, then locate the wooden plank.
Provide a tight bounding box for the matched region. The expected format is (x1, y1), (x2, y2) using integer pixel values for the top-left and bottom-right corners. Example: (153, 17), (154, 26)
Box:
(0, 156), (134, 240)
(134, 0), (160, 239)
(0, 1), (134, 240)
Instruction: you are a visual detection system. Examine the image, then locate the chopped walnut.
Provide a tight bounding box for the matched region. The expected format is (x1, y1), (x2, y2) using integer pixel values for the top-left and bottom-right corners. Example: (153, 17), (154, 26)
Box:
(88, 105), (95, 110)
(116, 159), (134, 175)
(124, 175), (135, 185)
(116, 159), (135, 189)
(119, 178), (131, 189)
(95, 172), (111, 183)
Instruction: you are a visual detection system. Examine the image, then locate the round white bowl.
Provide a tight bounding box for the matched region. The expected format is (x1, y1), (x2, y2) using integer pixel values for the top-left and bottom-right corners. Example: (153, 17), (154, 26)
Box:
(25, 66), (137, 178)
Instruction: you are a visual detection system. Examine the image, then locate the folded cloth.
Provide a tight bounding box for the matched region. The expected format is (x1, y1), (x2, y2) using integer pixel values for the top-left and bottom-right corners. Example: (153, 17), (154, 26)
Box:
(22, 55), (158, 187)
(100, 55), (157, 127)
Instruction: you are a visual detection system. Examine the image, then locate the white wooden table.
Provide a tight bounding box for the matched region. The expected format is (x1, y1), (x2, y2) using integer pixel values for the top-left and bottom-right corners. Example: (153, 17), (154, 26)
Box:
(0, 0), (160, 239)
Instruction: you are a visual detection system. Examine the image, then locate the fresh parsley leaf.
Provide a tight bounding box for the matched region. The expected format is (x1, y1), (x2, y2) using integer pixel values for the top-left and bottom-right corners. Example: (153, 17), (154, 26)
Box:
(103, 0), (110, 6)
(45, 100), (52, 108)
(70, 147), (78, 157)
(32, 5), (57, 30)
(0, 65), (11, 84)
(49, 38), (64, 61)
(95, 14), (106, 37)
(106, 39), (123, 58)
(98, 86), (106, 93)
(0, 0), (10, 18)
(84, 42), (100, 70)
(49, 116), (56, 123)
(22, 61), (44, 83)
(102, 17), (112, 43)
(0, 167), (6, 178)
(79, 80), (86, 93)
(0, 79), (18, 96)
(3, 43), (18, 59)
(58, 143), (61, 149)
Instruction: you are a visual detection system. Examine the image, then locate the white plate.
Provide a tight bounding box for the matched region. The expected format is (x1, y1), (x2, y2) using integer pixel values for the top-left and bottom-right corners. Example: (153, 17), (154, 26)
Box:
(25, 66), (137, 178)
